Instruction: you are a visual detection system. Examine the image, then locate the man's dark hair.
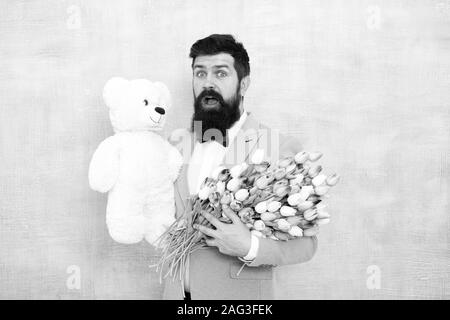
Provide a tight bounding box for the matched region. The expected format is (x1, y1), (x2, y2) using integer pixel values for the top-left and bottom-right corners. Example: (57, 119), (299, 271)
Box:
(189, 34), (250, 81)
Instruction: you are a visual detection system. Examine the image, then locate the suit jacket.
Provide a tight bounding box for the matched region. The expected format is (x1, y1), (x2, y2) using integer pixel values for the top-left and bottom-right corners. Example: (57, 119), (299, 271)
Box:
(162, 112), (318, 300)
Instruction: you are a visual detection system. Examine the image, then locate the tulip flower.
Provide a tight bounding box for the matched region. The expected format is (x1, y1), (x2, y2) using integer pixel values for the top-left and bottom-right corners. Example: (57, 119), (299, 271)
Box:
(235, 189), (249, 201)
(288, 225), (303, 237)
(308, 152), (323, 162)
(267, 201), (282, 212)
(280, 206), (297, 217)
(294, 151), (309, 164)
(251, 149), (265, 165)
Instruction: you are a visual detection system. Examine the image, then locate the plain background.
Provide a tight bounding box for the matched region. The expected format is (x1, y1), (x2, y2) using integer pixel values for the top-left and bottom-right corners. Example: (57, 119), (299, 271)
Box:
(0, 0), (449, 299)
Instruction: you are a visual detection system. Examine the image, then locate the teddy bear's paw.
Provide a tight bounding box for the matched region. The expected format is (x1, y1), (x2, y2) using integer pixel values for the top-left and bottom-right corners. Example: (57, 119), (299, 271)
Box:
(107, 222), (145, 244)
(144, 233), (161, 246)
(144, 223), (173, 246)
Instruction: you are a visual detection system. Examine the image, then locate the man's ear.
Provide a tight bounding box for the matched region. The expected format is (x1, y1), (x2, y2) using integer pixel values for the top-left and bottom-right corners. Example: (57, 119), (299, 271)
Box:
(239, 76), (251, 97)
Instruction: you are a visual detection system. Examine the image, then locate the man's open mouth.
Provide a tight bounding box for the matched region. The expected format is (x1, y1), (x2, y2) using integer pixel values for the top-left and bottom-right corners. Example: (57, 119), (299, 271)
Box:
(202, 96), (219, 106)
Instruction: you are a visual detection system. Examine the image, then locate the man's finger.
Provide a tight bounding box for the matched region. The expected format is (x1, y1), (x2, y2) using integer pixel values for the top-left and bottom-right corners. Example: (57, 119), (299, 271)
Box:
(200, 210), (222, 229)
(195, 224), (218, 238)
(222, 205), (241, 224)
(205, 238), (218, 247)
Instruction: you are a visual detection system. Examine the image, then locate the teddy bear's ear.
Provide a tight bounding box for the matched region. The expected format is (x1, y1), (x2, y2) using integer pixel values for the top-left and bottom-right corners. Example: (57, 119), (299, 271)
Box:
(103, 77), (129, 109)
(153, 82), (172, 109)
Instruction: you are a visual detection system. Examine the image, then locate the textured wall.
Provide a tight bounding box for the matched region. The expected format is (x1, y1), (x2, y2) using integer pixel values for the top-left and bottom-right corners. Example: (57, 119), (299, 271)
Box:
(0, 0), (449, 299)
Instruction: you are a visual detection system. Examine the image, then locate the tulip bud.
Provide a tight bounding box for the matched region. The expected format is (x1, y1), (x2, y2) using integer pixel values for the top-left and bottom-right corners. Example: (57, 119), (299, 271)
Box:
(285, 163), (297, 174)
(280, 206), (297, 217)
(261, 227), (273, 237)
(240, 162), (250, 172)
(274, 168), (286, 180)
(303, 209), (318, 221)
(253, 220), (266, 231)
(314, 185), (330, 196)
(298, 219), (312, 228)
(301, 164), (310, 176)
(278, 157), (294, 168)
(308, 152), (323, 162)
(308, 165), (322, 178)
(303, 226), (320, 236)
(289, 173), (304, 186)
(273, 185), (291, 198)
(234, 189), (249, 201)
(254, 161), (270, 173)
(267, 201), (282, 212)
(260, 212), (277, 221)
(208, 191), (220, 205)
(238, 207), (254, 220)
(317, 210), (330, 219)
(198, 187), (212, 200)
(216, 181), (226, 194)
(307, 194), (321, 202)
(255, 201), (268, 214)
(287, 193), (302, 206)
(230, 164), (244, 178)
(255, 175), (271, 189)
(326, 173), (341, 186)
(316, 218), (330, 225)
(297, 200), (314, 211)
(230, 200), (243, 211)
(220, 191), (233, 205)
(289, 184), (301, 195)
(276, 219), (291, 231)
(264, 221), (276, 228)
(294, 151), (309, 164)
(211, 166), (226, 180)
(251, 149), (265, 165)
(288, 225), (303, 237)
(274, 231), (292, 241)
(286, 216), (302, 226)
(312, 174), (327, 187)
(249, 186), (259, 195)
(298, 186), (313, 201)
(227, 178), (241, 192)
(315, 202), (328, 211)
(217, 168), (230, 181)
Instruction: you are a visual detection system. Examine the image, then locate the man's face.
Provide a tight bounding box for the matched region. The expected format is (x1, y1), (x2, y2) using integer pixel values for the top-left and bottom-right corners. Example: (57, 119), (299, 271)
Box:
(191, 53), (244, 142)
(192, 53), (240, 109)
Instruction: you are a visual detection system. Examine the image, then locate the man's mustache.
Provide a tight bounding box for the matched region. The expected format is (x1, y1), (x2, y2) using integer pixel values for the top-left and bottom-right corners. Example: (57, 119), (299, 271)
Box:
(196, 89), (225, 106)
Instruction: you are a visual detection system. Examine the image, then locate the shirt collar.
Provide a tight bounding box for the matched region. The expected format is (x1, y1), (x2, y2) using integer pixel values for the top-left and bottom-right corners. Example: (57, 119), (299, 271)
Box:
(226, 109), (247, 146)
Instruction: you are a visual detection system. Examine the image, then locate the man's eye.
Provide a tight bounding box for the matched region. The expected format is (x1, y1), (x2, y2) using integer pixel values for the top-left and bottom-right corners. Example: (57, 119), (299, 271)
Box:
(196, 71), (206, 78)
(217, 71), (227, 77)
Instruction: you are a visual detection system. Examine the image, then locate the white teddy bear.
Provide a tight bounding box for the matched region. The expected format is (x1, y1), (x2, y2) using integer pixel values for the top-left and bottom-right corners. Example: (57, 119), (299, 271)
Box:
(88, 77), (182, 245)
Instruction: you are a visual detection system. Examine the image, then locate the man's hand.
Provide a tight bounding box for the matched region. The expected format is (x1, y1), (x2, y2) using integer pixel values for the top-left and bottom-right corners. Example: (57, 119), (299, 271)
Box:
(194, 208), (251, 257)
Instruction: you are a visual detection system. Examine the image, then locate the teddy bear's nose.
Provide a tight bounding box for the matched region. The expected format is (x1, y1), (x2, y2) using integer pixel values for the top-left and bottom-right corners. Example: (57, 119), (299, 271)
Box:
(155, 107), (165, 115)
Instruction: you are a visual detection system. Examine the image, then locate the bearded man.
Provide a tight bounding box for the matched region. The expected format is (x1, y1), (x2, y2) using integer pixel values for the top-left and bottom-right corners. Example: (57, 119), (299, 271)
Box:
(163, 34), (318, 300)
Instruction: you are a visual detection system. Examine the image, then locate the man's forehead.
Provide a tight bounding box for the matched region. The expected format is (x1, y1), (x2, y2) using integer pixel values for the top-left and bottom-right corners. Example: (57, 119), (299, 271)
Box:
(193, 53), (235, 68)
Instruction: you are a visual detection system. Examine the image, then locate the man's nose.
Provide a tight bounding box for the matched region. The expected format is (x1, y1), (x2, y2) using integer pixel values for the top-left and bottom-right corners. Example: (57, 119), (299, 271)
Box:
(202, 74), (217, 90)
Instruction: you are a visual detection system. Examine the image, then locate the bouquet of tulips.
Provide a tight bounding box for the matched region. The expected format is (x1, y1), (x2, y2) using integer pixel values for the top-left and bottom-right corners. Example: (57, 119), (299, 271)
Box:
(152, 149), (340, 286)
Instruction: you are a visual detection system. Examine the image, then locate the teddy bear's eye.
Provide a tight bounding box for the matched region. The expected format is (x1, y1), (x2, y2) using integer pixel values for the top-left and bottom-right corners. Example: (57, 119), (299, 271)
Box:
(143, 99), (148, 106)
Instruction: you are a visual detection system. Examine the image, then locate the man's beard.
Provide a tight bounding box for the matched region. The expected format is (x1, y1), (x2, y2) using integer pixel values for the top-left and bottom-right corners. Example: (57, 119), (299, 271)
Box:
(191, 86), (242, 146)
